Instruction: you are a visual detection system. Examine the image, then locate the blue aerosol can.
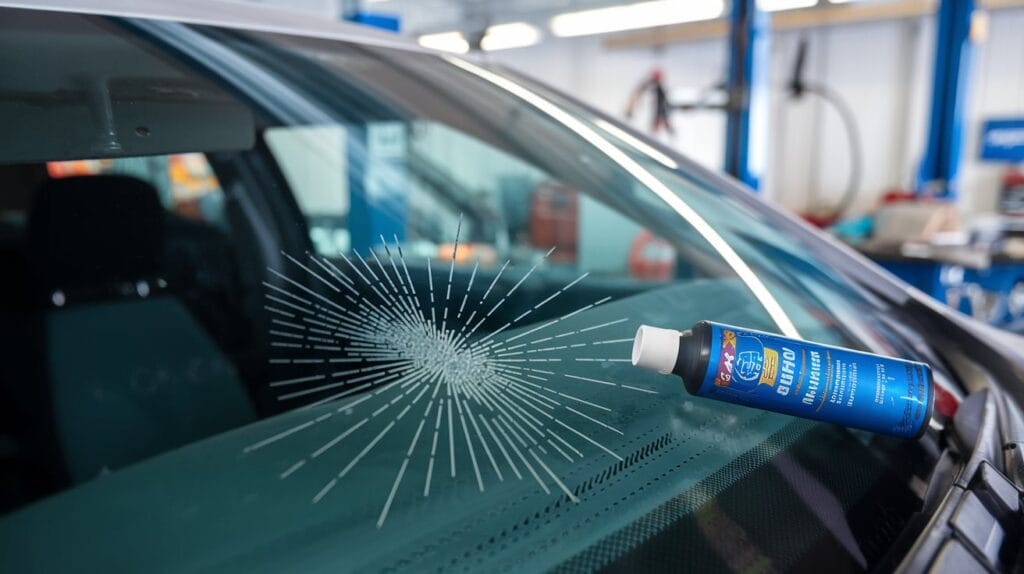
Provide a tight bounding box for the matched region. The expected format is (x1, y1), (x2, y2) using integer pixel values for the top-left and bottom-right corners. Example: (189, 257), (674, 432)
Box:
(632, 321), (934, 438)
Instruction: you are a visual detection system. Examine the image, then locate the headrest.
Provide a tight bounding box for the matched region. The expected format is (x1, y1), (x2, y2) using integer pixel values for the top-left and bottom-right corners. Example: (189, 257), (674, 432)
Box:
(28, 175), (164, 290)
(0, 164), (48, 213)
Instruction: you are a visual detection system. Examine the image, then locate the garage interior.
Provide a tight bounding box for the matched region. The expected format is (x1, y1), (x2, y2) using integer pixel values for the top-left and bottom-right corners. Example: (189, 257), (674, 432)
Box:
(252, 0), (1024, 332)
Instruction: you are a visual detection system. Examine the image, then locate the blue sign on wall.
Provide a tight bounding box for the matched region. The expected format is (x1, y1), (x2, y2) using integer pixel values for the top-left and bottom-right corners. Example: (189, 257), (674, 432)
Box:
(347, 12), (400, 32)
(980, 118), (1024, 162)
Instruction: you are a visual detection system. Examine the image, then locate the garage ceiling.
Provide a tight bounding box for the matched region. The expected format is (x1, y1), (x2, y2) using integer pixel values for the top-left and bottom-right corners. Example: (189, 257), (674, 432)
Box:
(365, 0), (632, 35)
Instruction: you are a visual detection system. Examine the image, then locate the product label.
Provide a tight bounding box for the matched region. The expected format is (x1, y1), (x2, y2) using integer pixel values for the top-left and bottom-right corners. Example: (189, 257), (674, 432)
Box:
(699, 323), (932, 438)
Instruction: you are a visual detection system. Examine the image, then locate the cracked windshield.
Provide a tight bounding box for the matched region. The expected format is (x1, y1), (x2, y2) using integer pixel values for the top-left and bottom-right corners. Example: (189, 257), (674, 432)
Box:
(0, 11), (932, 573)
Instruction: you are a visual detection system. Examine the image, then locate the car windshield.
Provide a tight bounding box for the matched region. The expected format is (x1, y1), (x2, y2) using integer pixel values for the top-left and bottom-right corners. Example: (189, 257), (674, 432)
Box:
(0, 9), (940, 573)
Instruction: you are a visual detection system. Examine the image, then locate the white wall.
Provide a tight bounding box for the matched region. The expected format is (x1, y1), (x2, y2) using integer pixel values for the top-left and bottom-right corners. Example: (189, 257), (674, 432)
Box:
(480, 35), (729, 173)
(481, 8), (1024, 218)
(961, 8), (1024, 214)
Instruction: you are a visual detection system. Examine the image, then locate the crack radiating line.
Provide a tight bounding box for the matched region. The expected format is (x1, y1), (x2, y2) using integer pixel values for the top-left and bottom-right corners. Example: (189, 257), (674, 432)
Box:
(247, 220), (649, 528)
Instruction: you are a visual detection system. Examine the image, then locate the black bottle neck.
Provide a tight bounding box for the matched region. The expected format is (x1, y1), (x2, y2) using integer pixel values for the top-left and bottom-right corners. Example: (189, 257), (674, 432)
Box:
(674, 320), (712, 395)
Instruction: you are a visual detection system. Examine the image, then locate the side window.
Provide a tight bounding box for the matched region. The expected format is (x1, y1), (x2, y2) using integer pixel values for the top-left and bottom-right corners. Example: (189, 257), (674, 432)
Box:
(265, 126), (350, 255)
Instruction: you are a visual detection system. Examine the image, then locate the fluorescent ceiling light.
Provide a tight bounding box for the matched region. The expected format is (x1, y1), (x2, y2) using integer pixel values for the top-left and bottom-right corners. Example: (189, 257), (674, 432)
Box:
(757, 0), (817, 11)
(417, 31), (469, 54)
(550, 0), (724, 38)
(481, 22), (541, 51)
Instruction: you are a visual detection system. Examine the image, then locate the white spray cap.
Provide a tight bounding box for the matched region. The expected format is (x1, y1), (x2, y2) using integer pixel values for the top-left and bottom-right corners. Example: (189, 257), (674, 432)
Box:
(631, 325), (682, 374)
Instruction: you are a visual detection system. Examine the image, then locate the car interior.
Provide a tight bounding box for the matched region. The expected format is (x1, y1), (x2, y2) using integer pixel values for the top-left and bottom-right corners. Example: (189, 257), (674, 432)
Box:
(0, 10), (275, 509)
(0, 148), (681, 514)
(0, 162), (258, 503)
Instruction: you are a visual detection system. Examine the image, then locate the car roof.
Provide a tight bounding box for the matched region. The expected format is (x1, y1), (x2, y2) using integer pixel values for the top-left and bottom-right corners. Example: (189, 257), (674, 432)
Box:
(0, 0), (424, 52)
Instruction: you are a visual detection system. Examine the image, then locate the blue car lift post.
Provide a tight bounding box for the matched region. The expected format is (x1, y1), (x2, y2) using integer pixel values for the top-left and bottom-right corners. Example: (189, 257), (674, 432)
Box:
(917, 0), (975, 199)
(342, 3), (406, 253)
(875, 0), (975, 299)
(724, 0), (770, 192)
(874, 1), (1023, 328)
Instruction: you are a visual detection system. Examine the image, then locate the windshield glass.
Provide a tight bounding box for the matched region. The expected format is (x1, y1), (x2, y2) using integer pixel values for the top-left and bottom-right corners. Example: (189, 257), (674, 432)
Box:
(0, 9), (938, 573)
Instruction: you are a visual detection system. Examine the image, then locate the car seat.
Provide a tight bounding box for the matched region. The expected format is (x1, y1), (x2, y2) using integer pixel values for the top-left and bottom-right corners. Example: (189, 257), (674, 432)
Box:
(27, 175), (255, 483)
(0, 164), (56, 510)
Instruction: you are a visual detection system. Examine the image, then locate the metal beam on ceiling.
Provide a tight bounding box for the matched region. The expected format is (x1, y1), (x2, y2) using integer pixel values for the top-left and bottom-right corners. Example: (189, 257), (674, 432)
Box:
(603, 0), (1022, 49)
